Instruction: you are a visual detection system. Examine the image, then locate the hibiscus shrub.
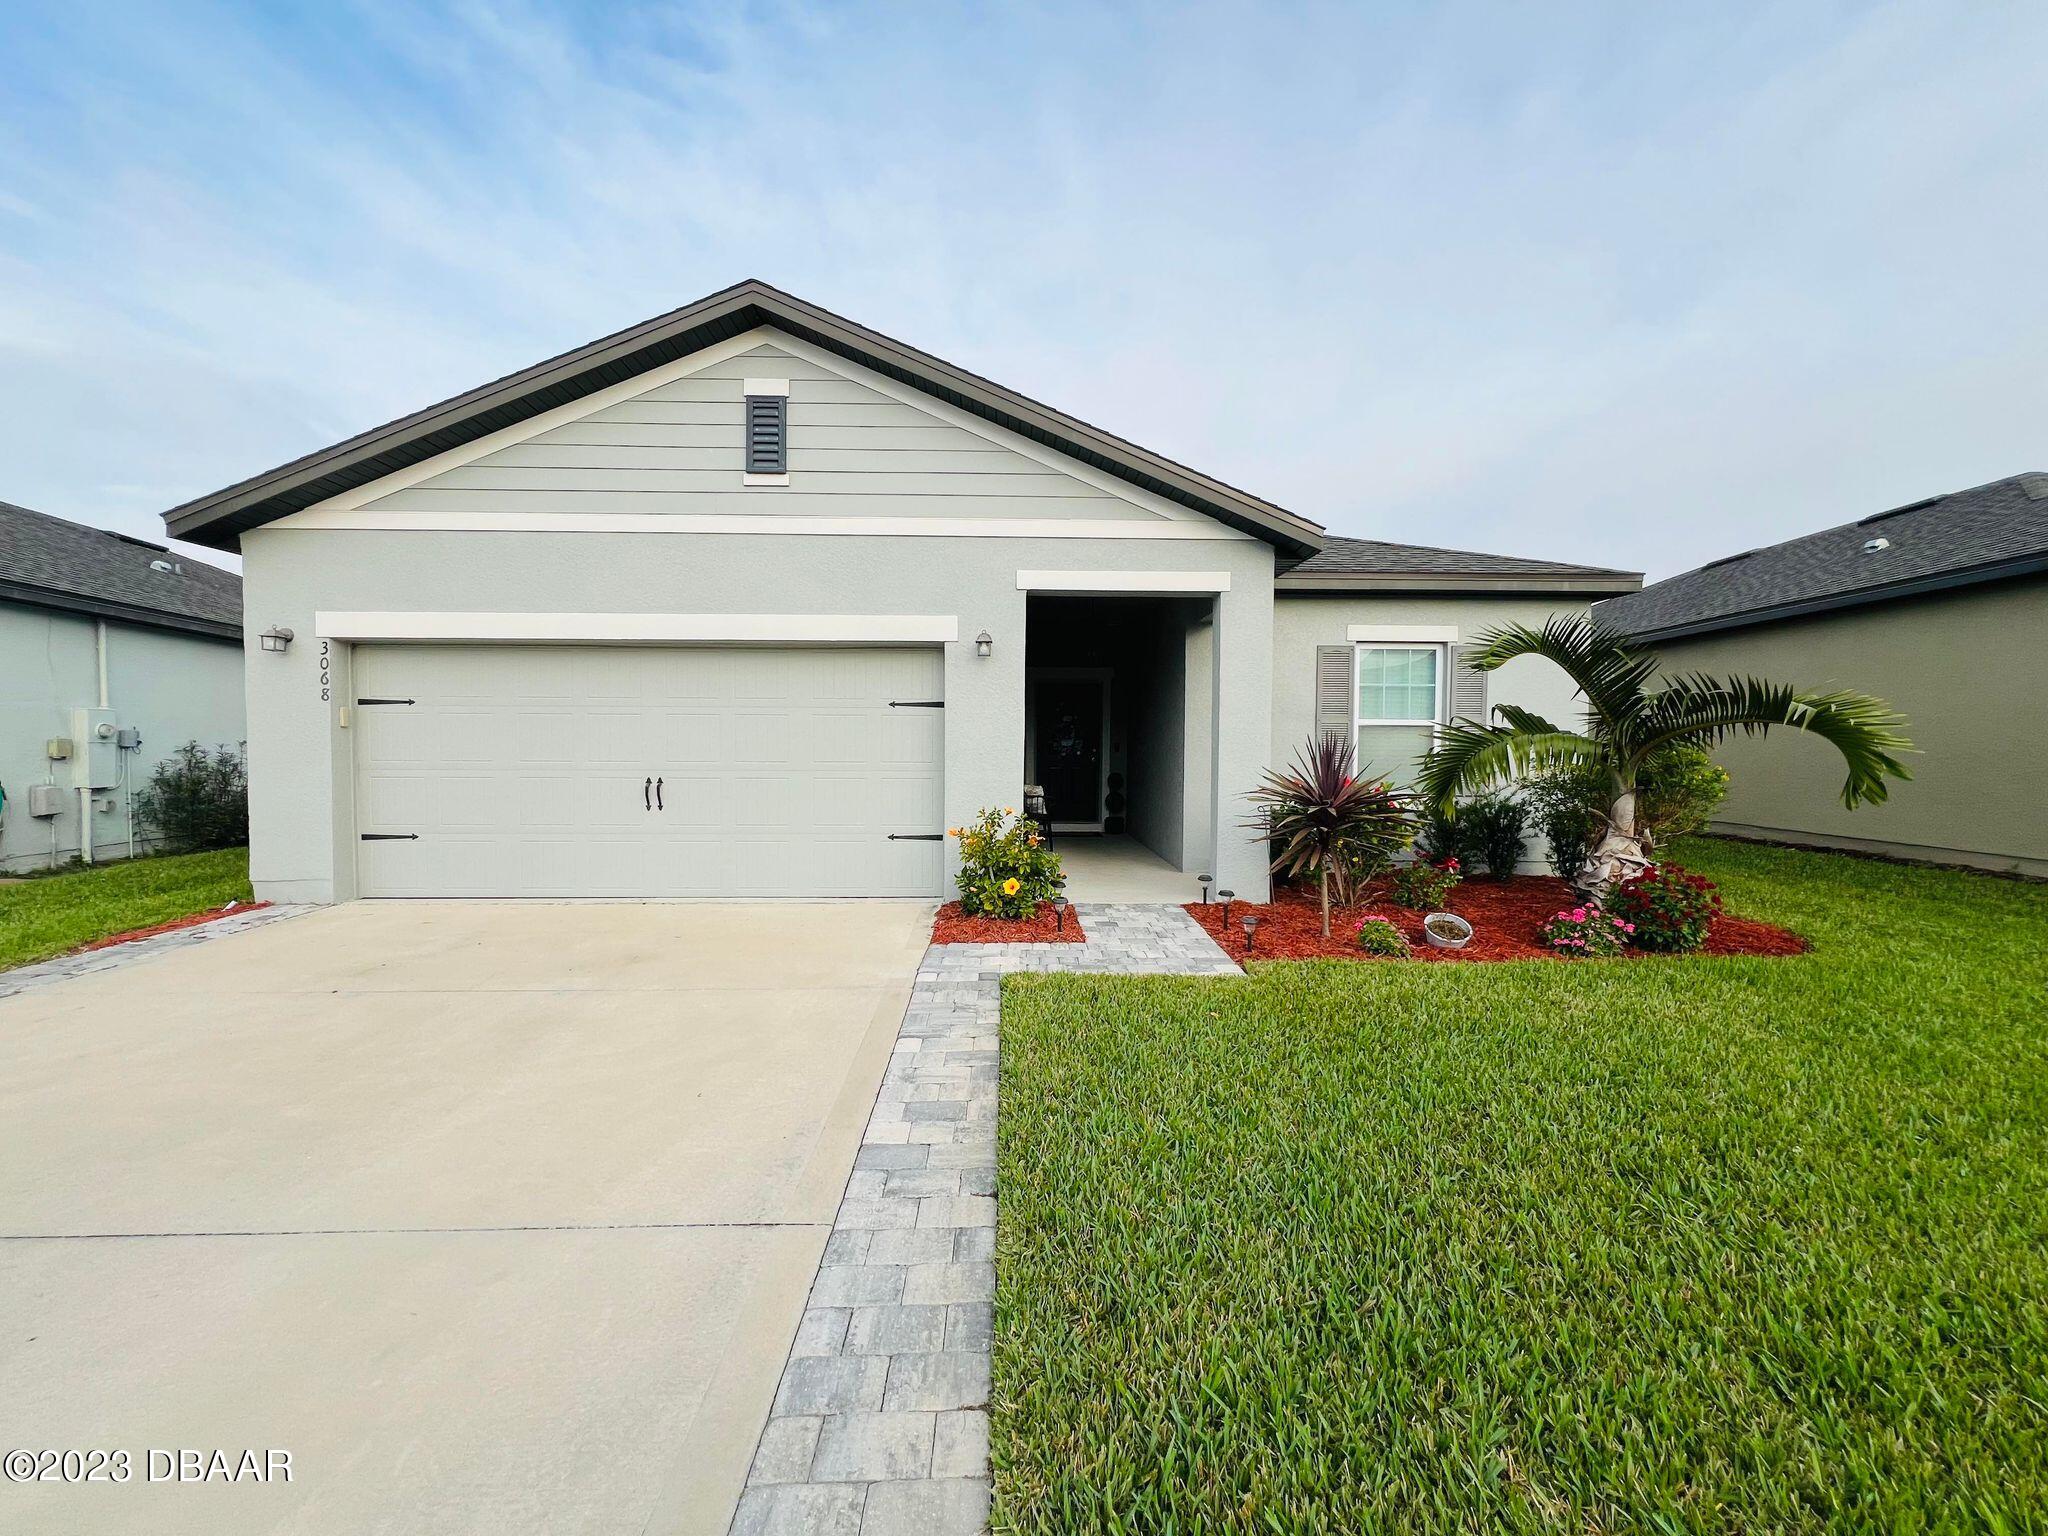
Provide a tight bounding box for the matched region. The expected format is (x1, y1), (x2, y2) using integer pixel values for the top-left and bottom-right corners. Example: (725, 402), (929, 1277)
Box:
(1537, 901), (1631, 957)
(951, 805), (1063, 918)
(1391, 856), (1461, 911)
(1611, 863), (1722, 953)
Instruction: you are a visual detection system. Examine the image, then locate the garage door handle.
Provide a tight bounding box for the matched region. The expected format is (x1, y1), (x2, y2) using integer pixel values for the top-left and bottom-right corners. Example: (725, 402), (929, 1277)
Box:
(655, 777), (664, 811)
(355, 697), (415, 706)
(644, 776), (652, 810)
(361, 833), (419, 841)
(887, 833), (944, 841)
(889, 699), (944, 708)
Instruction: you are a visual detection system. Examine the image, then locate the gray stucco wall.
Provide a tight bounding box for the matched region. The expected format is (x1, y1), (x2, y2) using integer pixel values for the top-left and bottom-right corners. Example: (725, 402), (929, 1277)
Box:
(1646, 577), (2047, 877)
(1269, 591), (1599, 871)
(238, 527), (1276, 903)
(1124, 601), (1196, 867)
(0, 602), (245, 871)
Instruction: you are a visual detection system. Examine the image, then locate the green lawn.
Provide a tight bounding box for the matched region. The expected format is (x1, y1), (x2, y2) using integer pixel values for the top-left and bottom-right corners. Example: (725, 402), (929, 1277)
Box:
(0, 847), (253, 971)
(994, 840), (2048, 1533)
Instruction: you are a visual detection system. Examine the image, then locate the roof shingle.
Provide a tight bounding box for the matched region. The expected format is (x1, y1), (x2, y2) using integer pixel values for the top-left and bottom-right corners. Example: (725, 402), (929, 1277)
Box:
(1597, 473), (2048, 641)
(1281, 536), (1640, 592)
(0, 500), (242, 638)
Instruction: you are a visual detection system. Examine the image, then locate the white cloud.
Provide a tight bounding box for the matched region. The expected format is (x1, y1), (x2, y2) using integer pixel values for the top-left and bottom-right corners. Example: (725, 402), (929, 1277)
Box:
(1, 0), (2044, 578)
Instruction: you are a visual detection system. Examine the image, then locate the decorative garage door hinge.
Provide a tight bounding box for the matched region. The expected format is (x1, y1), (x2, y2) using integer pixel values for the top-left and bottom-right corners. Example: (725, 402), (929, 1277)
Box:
(887, 832), (944, 841)
(355, 697), (416, 706)
(887, 699), (944, 708)
(360, 833), (420, 840)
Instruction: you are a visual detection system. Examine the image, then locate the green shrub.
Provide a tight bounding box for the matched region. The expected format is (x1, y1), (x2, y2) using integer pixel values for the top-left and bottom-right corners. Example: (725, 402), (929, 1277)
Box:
(1612, 862), (1722, 952)
(133, 742), (248, 854)
(1390, 856), (1461, 910)
(1353, 915), (1410, 956)
(1461, 791), (1528, 878)
(950, 805), (1062, 918)
(1638, 743), (1731, 841)
(1521, 762), (1606, 879)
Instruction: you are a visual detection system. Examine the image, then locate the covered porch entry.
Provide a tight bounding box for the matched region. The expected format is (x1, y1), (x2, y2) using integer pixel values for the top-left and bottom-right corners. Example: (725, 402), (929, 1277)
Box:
(1023, 592), (1218, 903)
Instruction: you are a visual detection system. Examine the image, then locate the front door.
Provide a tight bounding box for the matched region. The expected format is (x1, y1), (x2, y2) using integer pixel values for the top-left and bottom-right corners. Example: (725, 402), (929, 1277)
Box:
(1032, 677), (1104, 826)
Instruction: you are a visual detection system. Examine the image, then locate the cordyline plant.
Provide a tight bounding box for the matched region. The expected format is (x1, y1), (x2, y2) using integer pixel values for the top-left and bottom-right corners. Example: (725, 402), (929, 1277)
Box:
(1418, 617), (1912, 900)
(1246, 734), (1417, 938)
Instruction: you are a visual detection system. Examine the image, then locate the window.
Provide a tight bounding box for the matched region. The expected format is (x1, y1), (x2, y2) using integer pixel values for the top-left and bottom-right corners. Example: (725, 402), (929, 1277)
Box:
(1354, 644), (1442, 784)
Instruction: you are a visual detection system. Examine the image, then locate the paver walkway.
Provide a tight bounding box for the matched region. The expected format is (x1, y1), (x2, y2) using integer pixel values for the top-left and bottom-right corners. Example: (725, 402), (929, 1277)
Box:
(731, 902), (1239, 1536)
(0, 903), (312, 999)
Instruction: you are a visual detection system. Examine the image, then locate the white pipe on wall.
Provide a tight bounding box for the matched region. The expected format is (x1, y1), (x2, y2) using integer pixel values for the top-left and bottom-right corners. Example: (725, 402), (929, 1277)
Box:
(78, 620), (108, 865)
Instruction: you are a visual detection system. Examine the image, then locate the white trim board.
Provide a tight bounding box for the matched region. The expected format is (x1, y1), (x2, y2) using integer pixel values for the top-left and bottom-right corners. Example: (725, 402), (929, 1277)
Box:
(265, 511), (1247, 540)
(1347, 624), (1459, 643)
(314, 612), (960, 644)
(1016, 569), (1232, 593)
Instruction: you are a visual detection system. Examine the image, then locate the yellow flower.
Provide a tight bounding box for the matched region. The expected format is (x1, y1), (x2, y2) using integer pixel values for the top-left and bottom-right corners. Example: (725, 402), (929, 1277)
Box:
(1003, 806), (1015, 816)
(1002, 878), (1021, 896)
(947, 828), (962, 837)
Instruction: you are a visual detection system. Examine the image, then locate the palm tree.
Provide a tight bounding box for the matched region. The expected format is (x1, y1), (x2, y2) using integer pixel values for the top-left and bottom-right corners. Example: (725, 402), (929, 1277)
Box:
(1246, 734), (1418, 937)
(1417, 617), (1912, 899)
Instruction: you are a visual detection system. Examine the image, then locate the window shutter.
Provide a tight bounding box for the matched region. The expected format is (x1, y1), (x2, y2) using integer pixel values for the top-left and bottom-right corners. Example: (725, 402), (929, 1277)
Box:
(1451, 645), (1489, 724)
(1315, 645), (1354, 745)
(744, 394), (787, 474)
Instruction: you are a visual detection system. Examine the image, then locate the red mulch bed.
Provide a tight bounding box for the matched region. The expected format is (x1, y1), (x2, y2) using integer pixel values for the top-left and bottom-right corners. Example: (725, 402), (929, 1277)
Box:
(1184, 876), (1806, 963)
(76, 901), (271, 953)
(931, 901), (1086, 945)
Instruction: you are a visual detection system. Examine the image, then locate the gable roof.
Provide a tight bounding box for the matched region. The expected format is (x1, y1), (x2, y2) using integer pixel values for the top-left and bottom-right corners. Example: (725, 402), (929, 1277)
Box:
(1278, 535), (1640, 594)
(1597, 472), (2048, 642)
(0, 500), (242, 641)
(162, 279), (1324, 559)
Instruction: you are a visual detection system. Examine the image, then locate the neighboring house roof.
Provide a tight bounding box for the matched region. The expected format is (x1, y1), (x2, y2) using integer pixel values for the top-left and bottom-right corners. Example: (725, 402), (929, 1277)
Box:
(1597, 472), (2048, 642)
(0, 500), (242, 641)
(163, 278), (1326, 559)
(1278, 535), (1641, 594)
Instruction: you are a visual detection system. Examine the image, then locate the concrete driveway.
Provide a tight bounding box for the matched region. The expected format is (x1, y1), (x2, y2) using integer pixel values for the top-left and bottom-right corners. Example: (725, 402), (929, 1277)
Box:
(0, 900), (930, 1535)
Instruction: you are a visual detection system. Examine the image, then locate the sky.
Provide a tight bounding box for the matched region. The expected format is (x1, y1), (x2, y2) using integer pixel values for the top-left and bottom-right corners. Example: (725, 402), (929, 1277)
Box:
(1, 0), (2044, 580)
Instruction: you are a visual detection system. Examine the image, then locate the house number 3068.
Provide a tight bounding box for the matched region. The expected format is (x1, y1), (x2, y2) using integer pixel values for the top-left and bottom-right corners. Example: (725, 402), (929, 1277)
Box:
(319, 640), (331, 703)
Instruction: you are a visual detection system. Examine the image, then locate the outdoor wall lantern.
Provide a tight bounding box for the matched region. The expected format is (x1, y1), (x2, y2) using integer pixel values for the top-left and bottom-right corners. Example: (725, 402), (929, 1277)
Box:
(260, 626), (295, 654)
(975, 630), (993, 658)
(1241, 912), (1259, 956)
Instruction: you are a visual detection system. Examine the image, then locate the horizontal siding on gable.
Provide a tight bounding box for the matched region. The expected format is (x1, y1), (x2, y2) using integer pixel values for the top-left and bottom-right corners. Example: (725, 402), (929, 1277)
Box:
(379, 469), (1106, 498)
(635, 376), (887, 405)
(356, 490), (1139, 519)
(528, 422), (1017, 452)
(480, 444), (1055, 475)
(370, 334), (1181, 525)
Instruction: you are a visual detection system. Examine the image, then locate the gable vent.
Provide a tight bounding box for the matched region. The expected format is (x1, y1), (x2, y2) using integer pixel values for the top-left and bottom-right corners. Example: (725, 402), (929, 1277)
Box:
(744, 393), (788, 476)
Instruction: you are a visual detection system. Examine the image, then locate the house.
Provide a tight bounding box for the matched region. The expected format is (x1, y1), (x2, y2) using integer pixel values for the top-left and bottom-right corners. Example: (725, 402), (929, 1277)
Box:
(0, 501), (245, 871)
(160, 280), (1638, 904)
(1597, 472), (2048, 878)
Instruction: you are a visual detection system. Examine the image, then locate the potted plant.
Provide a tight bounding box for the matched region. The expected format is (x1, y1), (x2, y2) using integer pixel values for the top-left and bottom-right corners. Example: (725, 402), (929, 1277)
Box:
(1422, 912), (1473, 950)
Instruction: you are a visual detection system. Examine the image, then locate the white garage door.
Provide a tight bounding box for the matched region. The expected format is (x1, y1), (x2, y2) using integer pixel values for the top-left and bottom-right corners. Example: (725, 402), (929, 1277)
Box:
(351, 644), (945, 898)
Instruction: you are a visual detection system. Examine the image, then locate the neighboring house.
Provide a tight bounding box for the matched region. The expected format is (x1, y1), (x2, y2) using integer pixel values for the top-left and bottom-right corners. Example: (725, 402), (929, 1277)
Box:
(161, 280), (1637, 904)
(0, 501), (245, 871)
(1598, 472), (2048, 879)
